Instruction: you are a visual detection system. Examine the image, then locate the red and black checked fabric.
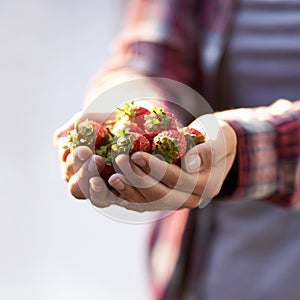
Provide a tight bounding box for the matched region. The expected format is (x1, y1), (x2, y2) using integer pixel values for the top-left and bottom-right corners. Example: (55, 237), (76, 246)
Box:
(90, 0), (300, 298)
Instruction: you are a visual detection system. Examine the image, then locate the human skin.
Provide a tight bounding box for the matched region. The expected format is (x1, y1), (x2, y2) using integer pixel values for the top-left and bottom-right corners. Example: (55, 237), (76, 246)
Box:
(54, 110), (237, 211)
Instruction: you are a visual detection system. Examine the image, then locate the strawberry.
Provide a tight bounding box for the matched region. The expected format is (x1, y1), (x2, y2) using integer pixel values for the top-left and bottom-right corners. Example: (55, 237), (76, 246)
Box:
(152, 130), (187, 164)
(61, 119), (112, 162)
(95, 144), (115, 182)
(180, 127), (206, 151)
(94, 124), (111, 150)
(95, 144), (113, 165)
(61, 119), (97, 160)
(112, 119), (145, 135)
(101, 164), (115, 183)
(111, 130), (151, 157)
(62, 148), (71, 162)
(96, 129), (150, 182)
(62, 119), (96, 150)
(117, 101), (150, 131)
(144, 107), (178, 141)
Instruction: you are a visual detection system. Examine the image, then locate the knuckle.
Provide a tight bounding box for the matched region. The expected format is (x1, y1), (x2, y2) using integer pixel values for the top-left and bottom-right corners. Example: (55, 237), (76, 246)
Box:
(134, 204), (147, 213)
(69, 186), (81, 199)
(63, 172), (70, 183)
(201, 147), (212, 168)
(65, 162), (75, 178)
(185, 195), (202, 209)
(90, 197), (109, 208)
(74, 146), (93, 161)
(68, 180), (86, 199)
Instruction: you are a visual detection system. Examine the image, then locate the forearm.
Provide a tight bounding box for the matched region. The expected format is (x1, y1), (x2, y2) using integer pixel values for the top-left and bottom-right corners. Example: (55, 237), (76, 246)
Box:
(216, 99), (300, 208)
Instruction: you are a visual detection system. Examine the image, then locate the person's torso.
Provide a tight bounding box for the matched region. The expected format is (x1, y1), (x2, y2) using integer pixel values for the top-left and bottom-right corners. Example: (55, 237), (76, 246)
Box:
(216, 0), (300, 108)
(198, 1), (300, 299)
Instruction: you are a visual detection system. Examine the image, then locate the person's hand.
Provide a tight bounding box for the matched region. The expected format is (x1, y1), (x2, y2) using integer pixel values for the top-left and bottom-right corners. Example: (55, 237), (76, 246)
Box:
(87, 115), (237, 211)
(54, 113), (237, 212)
(53, 111), (122, 208)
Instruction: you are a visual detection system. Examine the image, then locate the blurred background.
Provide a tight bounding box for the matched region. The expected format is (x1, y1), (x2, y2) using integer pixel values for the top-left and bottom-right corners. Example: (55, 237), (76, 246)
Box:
(0, 1), (152, 299)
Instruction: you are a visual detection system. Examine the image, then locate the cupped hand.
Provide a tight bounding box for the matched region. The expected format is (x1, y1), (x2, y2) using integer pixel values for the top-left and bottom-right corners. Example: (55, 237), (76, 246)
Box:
(92, 115), (238, 211)
(54, 113), (237, 212)
(53, 111), (121, 208)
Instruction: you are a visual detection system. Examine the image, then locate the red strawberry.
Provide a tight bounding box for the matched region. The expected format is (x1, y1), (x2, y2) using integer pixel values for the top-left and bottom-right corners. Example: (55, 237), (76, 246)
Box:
(117, 101), (150, 130)
(62, 148), (71, 162)
(152, 130), (187, 164)
(144, 107), (178, 141)
(129, 132), (151, 153)
(101, 164), (115, 183)
(61, 119), (112, 160)
(111, 130), (151, 157)
(93, 123), (111, 150)
(95, 144), (115, 182)
(112, 119), (145, 135)
(180, 127), (206, 151)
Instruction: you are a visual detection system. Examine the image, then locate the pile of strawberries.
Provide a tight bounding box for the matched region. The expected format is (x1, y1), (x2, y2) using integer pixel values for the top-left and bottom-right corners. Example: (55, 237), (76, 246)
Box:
(62, 102), (205, 181)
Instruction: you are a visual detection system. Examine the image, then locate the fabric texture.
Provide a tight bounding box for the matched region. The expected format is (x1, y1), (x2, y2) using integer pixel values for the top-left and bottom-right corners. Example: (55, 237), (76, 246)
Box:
(91, 0), (300, 299)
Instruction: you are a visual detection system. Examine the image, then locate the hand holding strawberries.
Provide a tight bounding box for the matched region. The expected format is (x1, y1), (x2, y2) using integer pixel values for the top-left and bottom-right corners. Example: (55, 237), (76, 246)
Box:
(105, 115), (237, 211)
(54, 102), (237, 211)
(53, 111), (112, 203)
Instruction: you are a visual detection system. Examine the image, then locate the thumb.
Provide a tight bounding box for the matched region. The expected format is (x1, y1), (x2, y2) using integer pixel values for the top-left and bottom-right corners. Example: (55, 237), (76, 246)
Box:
(182, 142), (211, 174)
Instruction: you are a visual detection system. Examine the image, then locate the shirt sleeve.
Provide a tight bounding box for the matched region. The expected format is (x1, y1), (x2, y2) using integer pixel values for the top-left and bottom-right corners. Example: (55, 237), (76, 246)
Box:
(216, 99), (300, 208)
(116, 0), (201, 81)
(84, 0), (201, 106)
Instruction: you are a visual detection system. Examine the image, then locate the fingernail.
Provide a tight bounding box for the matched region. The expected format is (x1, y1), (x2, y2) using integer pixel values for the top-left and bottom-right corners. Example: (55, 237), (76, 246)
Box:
(131, 154), (147, 168)
(78, 149), (89, 161)
(185, 155), (201, 173)
(88, 156), (96, 173)
(110, 177), (125, 191)
(90, 179), (102, 192)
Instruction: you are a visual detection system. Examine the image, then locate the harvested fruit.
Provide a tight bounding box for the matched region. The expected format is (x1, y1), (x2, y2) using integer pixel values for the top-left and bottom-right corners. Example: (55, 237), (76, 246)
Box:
(111, 119), (145, 135)
(61, 101), (206, 181)
(111, 130), (151, 157)
(116, 101), (150, 131)
(61, 119), (111, 162)
(180, 127), (205, 151)
(144, 107), (178, 140)
(152, 130), (186, 164)
(100, 164), (115, 183)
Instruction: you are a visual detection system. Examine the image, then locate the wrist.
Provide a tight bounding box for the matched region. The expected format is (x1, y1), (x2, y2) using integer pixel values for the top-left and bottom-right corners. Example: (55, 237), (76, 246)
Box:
(216, 151), (239, 198)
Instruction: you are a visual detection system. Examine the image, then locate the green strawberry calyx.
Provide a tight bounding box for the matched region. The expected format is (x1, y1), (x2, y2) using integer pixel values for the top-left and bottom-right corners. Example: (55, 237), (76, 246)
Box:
(111, 128), (134, 155)
(144, 107), (172, 131)
(62, 119), (97, 151)
(116, 101), (137, 119)
(152, 137), (181, 164)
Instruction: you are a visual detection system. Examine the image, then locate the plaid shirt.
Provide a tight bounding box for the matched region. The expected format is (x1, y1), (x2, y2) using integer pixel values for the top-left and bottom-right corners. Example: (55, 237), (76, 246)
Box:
(93, 0), (300, 299)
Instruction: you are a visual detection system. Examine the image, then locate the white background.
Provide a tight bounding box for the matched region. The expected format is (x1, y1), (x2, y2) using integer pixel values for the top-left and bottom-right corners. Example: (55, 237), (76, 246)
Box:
(0, 1), (152, 299)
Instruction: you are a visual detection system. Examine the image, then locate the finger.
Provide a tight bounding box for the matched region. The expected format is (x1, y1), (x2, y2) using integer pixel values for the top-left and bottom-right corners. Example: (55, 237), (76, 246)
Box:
(64, 146), (94, 181)
(89, 176), (118, 208)
(109, 173), (153, 203)
(182, 142), (222, 196)
(109, 169), (193, 209)
(131, 152), (182, 187)
(131, 152), (202, 195)
(115, 184), (204, 211)
(117, 154), (185, 202)
(68, 155), (104, 199)
(182, 142), (212, 173)
(108, 166), (208, 211)
(183, 141), (229, 198)
(113, 154), (160, 189)
(111, 155), (177, 203)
